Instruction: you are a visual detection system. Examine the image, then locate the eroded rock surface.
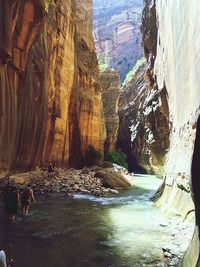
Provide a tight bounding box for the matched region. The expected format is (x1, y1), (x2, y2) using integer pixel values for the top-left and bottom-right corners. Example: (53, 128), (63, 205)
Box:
(0, 0), (106, 173)
(118, 64), (169, 177)
(100, 70), (120, 153)
(93, 0), (144, 81)
(141, 0), (200, 265)
(118, 0), (170, 176)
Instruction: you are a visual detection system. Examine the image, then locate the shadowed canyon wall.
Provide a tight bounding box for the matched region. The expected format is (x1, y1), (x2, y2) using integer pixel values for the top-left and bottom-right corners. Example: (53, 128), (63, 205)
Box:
(100, 70), (120, 154)
(118, 0), (200, 263)
(118, 0), (170, 176)
(0, 0), (106, 172)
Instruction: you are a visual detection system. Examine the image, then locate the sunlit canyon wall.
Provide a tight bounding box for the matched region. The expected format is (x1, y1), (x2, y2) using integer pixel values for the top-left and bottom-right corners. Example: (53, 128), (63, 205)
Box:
(0, 0), (106, 172)
(140, 1), (200, 265)
(93, 0), (144, 81)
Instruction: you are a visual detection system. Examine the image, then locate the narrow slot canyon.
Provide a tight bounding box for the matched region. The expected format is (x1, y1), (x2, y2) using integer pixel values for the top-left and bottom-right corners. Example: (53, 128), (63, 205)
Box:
(0, 0), (200, 266)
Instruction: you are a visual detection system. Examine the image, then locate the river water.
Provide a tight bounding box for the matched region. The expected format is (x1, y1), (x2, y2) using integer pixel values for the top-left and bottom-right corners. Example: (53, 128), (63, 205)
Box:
(0, 175), (179, 267)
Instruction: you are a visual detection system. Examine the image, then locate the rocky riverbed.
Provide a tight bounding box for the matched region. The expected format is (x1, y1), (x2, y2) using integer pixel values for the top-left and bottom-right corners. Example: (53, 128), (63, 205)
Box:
(0, 169), (195, 267)
(161, 218), (194, 266)
(0, 163), (133, 197)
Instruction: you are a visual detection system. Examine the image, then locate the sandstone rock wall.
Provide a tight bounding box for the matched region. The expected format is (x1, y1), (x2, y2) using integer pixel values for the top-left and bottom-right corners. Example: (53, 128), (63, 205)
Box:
(0, 0), (106, 173)
(100, 70), (120, 153)
(154, 0), (200, 189)
(117, 0), (170, 176)
(152, 1), (200, 264)
(118, 62), (169, 176)
(0, 0), (45, 171)
(93, 0), (144, 81)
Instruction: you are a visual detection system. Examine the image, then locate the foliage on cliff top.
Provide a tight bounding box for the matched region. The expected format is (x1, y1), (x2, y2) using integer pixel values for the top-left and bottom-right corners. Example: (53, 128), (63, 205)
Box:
(122, 57), (146, 87)
(105, 150), (128, 169)
(97, 55), (109, 71)
(44, 0), (51, 7)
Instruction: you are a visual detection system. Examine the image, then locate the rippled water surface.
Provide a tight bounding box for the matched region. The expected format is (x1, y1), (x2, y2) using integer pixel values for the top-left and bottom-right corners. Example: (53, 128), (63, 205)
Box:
(0, 175), (172, 267)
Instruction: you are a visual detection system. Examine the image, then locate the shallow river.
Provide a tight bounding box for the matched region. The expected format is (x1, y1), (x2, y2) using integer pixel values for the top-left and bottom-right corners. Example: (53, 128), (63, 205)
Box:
(0, 175), (178, 267)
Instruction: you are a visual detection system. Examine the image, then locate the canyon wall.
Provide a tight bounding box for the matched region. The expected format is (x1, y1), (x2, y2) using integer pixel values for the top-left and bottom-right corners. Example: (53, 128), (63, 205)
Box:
(0, 0), (106, 173)
(100, 70), (120, 153)
(153, 0), (200, 216)
(142, 0), (200, 266)
(118, 64), (170, 175)
(118, 0), (170, 176)
(93, 0), (144, 81)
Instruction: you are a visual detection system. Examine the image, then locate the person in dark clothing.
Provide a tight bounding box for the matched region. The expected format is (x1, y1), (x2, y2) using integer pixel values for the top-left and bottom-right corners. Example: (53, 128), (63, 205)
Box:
(21, 184), (36, 215)
(6, 186), (20, 221)
(2, 177), (11, 212)
(48, 163), (55, 173)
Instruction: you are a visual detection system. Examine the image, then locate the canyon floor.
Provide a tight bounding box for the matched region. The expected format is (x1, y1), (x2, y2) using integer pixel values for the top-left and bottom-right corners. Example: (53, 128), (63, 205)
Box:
(0, 171), (194, 267)
(0, 163), (132, 197)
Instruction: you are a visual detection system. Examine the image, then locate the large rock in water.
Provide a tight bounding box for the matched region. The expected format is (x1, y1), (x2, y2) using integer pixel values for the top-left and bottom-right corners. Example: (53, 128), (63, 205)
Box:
(0, 0), (106, 172)
(95, 168), (132, 189)
(93, 0), (144, 81)
(100, 70), (120, 153)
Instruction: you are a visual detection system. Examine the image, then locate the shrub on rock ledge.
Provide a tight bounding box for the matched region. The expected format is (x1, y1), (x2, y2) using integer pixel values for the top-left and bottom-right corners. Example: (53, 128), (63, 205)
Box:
(105, 150), (128, 169)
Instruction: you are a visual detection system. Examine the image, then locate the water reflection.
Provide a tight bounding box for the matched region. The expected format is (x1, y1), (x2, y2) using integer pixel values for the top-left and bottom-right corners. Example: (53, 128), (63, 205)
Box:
(0, 175), (170, 267)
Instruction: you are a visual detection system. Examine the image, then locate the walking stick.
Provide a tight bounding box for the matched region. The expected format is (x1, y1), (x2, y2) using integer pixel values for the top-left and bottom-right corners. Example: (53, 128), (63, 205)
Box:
(8, 244), (14, 267)
(9, 244), (12, 260)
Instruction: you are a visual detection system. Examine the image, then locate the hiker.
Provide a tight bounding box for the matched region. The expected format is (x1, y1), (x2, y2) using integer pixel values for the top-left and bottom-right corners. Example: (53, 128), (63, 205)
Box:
(2, 177), (11, 212)
(0, 250), (14, 267)
(21, 183), (36, 215)
(6, 186), (20, 221)
(48, 163), (55, 173)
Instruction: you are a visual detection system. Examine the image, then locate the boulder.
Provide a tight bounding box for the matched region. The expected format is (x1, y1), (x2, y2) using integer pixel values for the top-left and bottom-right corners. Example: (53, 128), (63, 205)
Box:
(10, 176), (25, 185)
(99, 161), (114, 168)
(95, 168), (132, 189)
(94, 171), (106, 179)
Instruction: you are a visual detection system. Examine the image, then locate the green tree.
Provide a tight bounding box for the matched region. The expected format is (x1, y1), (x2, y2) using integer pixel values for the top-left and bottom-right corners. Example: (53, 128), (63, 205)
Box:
(105, 150), (128, 169)
(122, 57), (146, 86)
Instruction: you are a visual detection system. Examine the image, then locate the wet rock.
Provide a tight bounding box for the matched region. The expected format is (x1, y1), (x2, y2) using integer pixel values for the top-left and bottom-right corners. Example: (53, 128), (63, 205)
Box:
(163, 251), (172, 258)
(94, 171), (106, 179)
(0, 167), (133, 197)
(107, 188), (119, 194)
(97, 168), (132, 189)
(99, 161), (114, 168)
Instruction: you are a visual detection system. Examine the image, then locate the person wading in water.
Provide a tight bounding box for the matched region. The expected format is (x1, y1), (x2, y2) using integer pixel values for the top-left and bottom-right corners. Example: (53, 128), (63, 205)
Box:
(6, 186), (20, 221)
(21, 183), (36, 215)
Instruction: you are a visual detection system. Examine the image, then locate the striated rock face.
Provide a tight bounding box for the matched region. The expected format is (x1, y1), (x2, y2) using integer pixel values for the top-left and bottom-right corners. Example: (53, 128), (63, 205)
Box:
(153, 0), (200, 264)
(93, 0), (144, 81)
(118, 0), (170, 176)
(141, 0), (200, 265)
(0, 0), (45, 171)
(154, 0), (200, 194)
(100, 70), (120, 153)
(0, 0), (106, 172)
(118, 62), (170, 176)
